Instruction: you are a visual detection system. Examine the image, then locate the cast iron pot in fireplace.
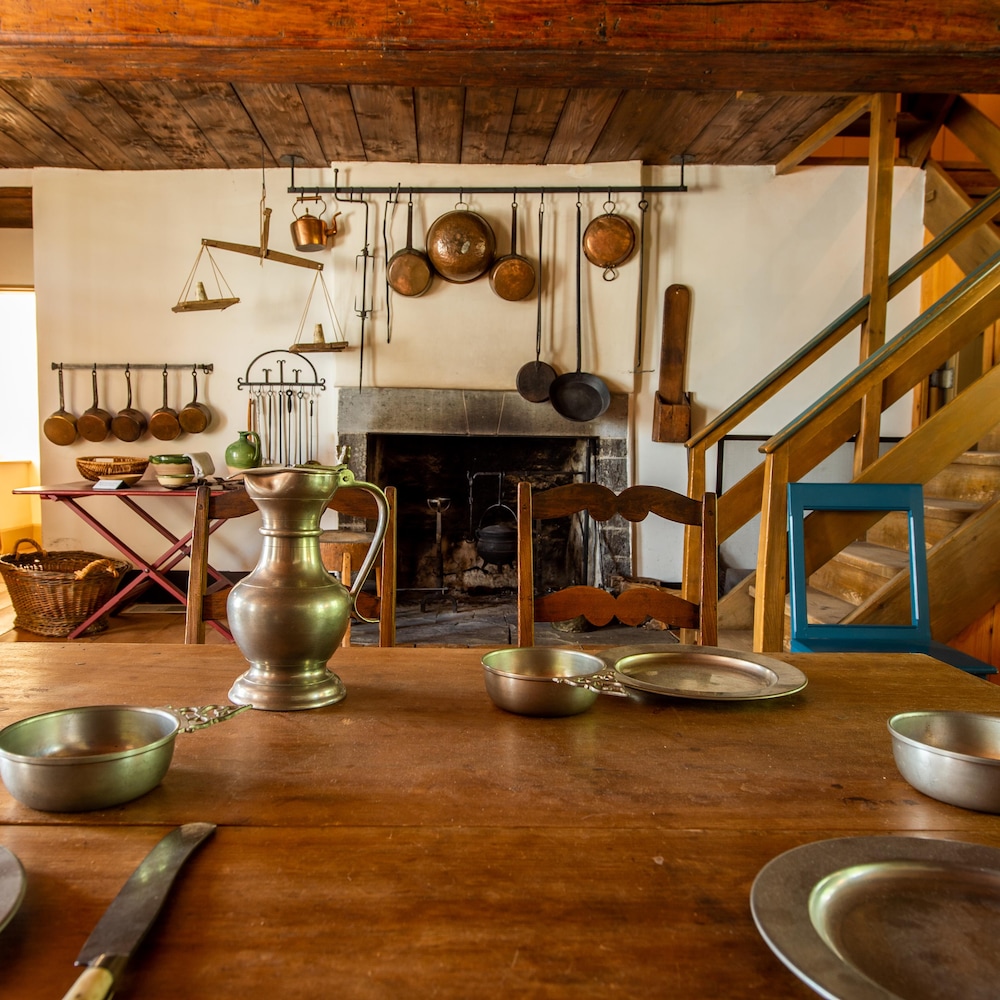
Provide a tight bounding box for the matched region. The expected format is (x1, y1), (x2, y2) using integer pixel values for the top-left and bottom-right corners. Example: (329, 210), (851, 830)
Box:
(476, 504), (518, 565)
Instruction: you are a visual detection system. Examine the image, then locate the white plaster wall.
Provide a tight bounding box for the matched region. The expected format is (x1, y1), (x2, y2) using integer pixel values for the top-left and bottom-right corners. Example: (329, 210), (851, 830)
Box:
(5, 160), (924, 578)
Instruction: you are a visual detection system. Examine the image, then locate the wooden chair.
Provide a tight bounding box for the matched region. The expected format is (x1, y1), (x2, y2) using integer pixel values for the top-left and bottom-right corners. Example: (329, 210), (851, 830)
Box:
(325, 484), (397, 648)
(184, 483), (398, 647)
(183, 484), (261, 644)
(516, 481), (718, 647)
(787, 481), (996, 677)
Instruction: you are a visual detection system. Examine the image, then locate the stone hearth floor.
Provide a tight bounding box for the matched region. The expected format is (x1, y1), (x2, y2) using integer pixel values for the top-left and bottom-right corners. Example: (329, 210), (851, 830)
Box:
(350, 592), (687, 648)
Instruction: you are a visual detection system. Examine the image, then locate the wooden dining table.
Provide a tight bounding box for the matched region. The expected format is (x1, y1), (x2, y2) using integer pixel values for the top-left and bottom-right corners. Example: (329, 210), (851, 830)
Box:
(0, 642), (999, 998)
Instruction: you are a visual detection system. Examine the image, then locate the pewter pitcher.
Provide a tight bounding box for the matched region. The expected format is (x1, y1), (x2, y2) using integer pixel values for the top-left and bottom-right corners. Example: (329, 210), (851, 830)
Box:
(227, 464), (389, 711)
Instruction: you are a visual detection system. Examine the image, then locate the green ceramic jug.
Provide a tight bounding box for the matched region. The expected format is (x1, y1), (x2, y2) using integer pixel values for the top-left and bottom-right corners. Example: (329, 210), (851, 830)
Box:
(225, 430), (262, 474)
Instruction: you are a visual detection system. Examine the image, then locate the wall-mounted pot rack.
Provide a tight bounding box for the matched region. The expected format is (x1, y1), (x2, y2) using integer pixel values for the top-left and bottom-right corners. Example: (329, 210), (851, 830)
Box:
(285, 162), (689, 197)
(51, 362), (214, 373)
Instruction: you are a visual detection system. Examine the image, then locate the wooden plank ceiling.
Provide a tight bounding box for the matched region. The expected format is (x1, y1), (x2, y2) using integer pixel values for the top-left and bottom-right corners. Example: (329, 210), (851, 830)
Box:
(0, 1), (998, 174)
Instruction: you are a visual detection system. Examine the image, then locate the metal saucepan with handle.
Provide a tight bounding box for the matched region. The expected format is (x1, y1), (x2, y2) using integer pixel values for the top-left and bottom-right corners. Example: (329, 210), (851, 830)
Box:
(583, 198), (636, 281)
(0, 703), (249, 812)
(490, 196), (536, 301)
(387, 196), (433, 297)
(77, 366), (113, 443)
(426, 202), (496, 283)
(179, 366), (212, 434)
(111, 367), (147, 442)
(548, 200), (611, 422)
(516, 197), (557, 402)
(149, 366), (182, 441)
(43, 365), (78, 446)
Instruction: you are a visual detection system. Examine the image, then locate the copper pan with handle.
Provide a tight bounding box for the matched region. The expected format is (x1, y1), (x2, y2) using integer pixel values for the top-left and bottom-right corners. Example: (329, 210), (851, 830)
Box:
(387, 197), (433, 297)
(77, 366), (113, 443)
(43, 365), (77, 446)
(490, 196), (535, 302)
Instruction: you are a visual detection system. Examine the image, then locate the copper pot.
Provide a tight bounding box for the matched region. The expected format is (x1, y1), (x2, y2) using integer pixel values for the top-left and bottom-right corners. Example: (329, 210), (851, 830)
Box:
(77, 367), (113, 443)
(426, 207), (496, 283)
(43, 366), (77, 446)
(582, 203), (636, 280)
(387, 199), (433, 297)
(111, 368), (148, 442)
(149, 368), (181, 441)
(178, 368), (212, 434)
(490, 200), (535, 302)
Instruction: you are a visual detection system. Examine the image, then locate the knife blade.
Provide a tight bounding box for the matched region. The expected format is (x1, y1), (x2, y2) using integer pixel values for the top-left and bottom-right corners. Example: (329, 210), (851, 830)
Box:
(62, 822), (216, 1000)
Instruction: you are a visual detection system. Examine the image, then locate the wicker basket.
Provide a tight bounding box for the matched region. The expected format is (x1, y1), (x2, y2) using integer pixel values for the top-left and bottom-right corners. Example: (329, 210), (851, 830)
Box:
(0, 539), (131, 637)
(76, 456), (149, 482)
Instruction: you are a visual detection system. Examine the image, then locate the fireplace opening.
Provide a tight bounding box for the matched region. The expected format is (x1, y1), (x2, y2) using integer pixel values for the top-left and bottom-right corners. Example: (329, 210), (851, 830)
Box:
(368, 434), (594, 597)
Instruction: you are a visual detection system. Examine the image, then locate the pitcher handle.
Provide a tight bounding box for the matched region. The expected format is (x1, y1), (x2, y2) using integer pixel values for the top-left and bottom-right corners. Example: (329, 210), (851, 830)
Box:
(337, 473), (390, 623)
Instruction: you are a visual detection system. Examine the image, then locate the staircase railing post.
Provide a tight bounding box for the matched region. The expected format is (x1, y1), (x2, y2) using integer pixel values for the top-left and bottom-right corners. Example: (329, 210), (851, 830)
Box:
(753, 448), (791, 652)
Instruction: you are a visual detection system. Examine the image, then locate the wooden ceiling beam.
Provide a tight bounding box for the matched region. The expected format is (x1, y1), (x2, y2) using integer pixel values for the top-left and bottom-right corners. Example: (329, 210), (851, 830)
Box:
(1, 1), (999, 92)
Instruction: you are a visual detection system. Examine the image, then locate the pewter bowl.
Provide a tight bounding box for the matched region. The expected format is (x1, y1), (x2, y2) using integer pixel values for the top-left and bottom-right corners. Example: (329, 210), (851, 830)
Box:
(0, 704), (246, 812)
(481, 647), (606, 717)
(889, 711), (1000, 813)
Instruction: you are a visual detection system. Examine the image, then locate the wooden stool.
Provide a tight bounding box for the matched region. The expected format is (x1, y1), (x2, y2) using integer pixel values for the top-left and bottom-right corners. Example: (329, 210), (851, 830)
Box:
(319, 529), (380, 647)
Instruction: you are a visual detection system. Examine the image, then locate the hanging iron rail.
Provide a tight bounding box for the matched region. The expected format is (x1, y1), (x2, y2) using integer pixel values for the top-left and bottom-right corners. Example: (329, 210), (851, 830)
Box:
(236, 350), (326, 390)
(52, 362), (213, 373)
(286, 162), (688, 196)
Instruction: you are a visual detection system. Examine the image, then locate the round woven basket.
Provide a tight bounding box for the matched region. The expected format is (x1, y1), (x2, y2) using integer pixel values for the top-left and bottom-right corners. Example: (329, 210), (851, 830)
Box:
(0, 539), (131, 636)
(76, 456), (149, 482)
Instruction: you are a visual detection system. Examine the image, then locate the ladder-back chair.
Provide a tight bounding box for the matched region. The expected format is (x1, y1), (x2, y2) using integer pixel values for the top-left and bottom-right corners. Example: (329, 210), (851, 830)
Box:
(516, 481), (718, 647)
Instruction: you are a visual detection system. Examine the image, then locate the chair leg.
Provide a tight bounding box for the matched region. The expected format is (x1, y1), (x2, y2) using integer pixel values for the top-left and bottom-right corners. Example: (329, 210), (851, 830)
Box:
(341, 552), (352, 648)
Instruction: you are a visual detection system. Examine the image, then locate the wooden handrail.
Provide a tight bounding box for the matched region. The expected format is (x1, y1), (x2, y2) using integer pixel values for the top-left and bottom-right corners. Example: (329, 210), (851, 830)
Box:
(762, 249), (1000, 452)
(687, 183), (1000, 453)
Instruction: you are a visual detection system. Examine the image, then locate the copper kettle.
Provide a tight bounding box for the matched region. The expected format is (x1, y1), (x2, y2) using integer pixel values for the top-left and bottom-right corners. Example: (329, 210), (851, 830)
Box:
(290, 197), (341, 253)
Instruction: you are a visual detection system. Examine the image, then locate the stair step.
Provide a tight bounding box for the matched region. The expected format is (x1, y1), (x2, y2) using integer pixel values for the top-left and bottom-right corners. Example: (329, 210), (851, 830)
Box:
(792, 586), (857, 626)
(809, 541), (909, 606)
(925, 451), (1000, 503)
(866, 497), (980, 549)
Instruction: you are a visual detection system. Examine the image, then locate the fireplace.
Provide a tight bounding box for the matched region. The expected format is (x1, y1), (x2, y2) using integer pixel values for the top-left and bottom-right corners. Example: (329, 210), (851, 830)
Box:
(336, 388), (630, 598)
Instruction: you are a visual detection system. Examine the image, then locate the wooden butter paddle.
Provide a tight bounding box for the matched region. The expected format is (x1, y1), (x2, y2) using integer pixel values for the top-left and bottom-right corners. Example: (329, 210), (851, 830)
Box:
(652, 283), (692, 443)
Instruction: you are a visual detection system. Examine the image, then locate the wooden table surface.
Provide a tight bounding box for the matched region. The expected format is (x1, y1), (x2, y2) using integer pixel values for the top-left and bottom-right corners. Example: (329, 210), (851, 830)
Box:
(0, 643), (998, 998)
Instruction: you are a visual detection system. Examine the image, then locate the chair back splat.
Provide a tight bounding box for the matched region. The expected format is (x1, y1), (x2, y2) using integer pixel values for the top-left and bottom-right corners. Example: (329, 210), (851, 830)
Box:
(516, 481), (718, 647)
(786, 482), (995, 677)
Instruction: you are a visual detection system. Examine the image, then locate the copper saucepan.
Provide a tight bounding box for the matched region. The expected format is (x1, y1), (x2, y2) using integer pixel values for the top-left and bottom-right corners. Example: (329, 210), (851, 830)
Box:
(111, 367), (147, 442)
(43, 365), (77, 446)
(426, 204), (496, 283)
(179, 367), (212, 434)
(387, 198), (433, 297)
(77, 366), (113, 443)
(149, 367), (181, 441)
(490, 198), (535, 302)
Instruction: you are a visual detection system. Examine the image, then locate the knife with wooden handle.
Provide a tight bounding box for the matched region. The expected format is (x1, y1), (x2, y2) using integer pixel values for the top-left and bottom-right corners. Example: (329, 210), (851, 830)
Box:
(61, 823), (216, 1000)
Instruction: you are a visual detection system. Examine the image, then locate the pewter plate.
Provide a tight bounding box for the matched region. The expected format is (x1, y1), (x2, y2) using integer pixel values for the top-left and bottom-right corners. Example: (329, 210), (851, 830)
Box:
(751, 836), (1000, 999)
(598, 644), (808, 701)
(0, 846), (26, 934)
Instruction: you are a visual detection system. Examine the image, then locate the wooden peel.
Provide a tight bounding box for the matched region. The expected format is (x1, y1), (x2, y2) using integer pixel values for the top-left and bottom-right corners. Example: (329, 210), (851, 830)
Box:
(652, 283), (692, 442)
